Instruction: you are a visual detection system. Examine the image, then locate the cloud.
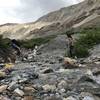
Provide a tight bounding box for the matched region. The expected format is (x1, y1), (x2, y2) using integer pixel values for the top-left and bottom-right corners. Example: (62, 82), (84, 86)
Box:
(0, 0), (83, 24)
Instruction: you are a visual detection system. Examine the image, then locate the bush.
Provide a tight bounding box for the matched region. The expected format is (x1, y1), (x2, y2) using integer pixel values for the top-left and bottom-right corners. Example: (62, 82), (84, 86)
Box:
(74, 27), (100, 58)
(74, 44), (89, 58)
(0, 35), (10, 48)
(20, 35), (57, 49)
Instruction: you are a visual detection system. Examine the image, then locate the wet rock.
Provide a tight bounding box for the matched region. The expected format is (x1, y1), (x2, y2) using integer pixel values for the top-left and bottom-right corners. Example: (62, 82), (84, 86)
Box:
(14, 88), (24, 97)
(0, 85), (8, 93)
(42, 84), (56, 92)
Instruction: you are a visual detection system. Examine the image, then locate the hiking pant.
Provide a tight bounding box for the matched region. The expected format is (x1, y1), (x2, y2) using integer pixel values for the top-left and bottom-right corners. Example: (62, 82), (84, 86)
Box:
(67, 46), (74, 57)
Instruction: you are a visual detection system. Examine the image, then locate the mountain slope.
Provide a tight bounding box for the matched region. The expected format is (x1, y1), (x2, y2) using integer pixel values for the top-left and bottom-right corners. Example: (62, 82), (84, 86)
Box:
(0, 0), (100, 40)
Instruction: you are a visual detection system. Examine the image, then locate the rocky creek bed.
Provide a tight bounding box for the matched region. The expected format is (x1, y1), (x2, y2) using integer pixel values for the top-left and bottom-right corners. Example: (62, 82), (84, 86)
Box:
(0, 50), (100, 100)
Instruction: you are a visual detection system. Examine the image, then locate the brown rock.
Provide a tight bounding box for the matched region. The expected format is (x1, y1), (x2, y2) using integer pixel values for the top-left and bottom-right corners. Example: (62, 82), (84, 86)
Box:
(24, 86), (36, 92)
(63, 57), (78, 69)
(0, 85), (8, 93)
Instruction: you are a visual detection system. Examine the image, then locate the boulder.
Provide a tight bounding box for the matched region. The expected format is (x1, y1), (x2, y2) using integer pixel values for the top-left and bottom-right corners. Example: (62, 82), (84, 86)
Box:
(63, 57), (78, 69)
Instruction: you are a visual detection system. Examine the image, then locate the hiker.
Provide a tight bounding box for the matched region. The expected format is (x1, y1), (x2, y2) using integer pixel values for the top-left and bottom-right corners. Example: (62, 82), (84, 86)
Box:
(11, 39), (21, 56)
(66, 34), (75, 58)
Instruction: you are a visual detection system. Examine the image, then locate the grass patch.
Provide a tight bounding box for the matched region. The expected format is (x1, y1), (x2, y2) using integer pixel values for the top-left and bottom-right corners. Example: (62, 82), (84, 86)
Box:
(20, 35), (57, 49)
(74, 27), (100, 58)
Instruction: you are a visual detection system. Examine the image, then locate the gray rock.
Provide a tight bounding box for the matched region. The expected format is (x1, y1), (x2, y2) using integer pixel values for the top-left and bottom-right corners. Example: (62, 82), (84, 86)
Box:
(8, 81), (17, 91)
(14, 88), (24, 97)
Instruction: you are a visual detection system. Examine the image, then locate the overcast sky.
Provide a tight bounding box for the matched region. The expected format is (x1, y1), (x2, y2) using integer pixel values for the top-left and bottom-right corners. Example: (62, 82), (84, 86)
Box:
(0, 0), (84, 24)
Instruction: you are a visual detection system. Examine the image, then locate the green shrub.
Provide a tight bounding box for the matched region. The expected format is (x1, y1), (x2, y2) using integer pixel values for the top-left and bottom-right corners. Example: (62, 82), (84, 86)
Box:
(20, 35), (56, 49)
(74, 43), (89, 58)
(74, 27), (100, 58)
(0, 35), (10, 48)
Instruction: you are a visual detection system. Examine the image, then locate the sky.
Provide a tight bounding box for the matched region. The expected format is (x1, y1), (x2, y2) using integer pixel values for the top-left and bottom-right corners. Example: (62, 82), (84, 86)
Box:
(0, 0), (84, 24)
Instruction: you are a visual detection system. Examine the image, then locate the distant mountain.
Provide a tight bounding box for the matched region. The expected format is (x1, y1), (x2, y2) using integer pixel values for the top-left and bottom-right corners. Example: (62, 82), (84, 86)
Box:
(0, 23), (18, 27)
(0, 0), (100, 40)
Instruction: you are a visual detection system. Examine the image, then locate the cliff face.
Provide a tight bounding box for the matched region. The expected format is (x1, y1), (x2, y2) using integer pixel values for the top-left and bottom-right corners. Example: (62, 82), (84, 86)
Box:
(0, 0), (100, 40)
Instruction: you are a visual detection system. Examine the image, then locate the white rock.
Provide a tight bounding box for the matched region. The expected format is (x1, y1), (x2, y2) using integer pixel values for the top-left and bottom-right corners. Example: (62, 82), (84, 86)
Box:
(59, 88), (66, 93)
(94, 61), (100, 64)
(42, 84), (56, 92)
(86, 69), (93, 76)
